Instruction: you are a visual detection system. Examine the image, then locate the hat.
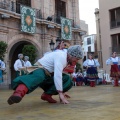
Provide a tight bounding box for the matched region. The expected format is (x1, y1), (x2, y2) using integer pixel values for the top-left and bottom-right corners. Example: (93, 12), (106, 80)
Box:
(18, 54), (23, 58)
(67, 45), (83, 59)
(24, 56), (29, 60)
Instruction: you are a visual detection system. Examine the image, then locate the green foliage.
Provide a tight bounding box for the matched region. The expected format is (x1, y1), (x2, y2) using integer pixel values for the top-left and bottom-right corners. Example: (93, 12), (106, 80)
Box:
(75, 62), (82, 73)
(0, 41), (7, 60)
(22, 45), (37, 64)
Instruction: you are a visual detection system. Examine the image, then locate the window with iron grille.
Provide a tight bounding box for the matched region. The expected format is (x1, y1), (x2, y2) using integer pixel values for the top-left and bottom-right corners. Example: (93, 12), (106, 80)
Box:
(16, 0), (31, 13)
(55, 0), (66, 24)
(110, 7), (120, 28)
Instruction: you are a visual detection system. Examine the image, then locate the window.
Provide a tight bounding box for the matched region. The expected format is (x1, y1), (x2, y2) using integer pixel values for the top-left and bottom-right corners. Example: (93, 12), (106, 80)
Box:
(88, 46), (91, 52)
(16, 0), (31, 13)
(110, 7), (120, 28)
(111, 34), (120, 54)
(55, 0), (66, 24)
(87, 38), (91, 45)
(58, 29), (61, 37)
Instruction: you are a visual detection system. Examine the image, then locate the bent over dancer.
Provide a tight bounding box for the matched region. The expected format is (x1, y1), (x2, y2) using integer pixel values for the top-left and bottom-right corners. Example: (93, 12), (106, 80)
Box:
(7, 45), (83, 105)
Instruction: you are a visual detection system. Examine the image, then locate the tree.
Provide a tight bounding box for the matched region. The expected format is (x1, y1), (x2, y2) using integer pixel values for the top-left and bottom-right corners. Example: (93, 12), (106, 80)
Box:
(0, 41), (8, 60)
(22, 45), (37, 64)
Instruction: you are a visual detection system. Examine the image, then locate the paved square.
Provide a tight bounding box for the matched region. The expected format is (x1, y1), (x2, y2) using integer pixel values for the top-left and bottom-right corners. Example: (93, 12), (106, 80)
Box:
(0, 85), (120, 120)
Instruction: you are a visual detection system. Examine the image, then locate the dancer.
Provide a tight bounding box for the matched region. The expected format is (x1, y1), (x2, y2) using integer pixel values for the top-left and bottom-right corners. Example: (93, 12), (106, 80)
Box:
(24, 56), (32, 67)
(7, 45), (83, 105)
(14, 54), (25, 77)
(83, 54), (100, 87)
(0, 59), (5, 83)
(106, 52), (120, 86)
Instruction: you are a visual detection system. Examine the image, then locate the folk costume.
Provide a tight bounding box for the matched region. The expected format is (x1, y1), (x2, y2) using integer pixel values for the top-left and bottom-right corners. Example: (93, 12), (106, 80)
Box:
(14, 54), (25, 77)
(83, 59), (100, 87)
(106, 56), (120, 86)
(24, 56), (32, 67)
(7, 45), (83, 105)
(0, 60), (5, 83)
(76, 72), (84, 86)
(72, 72), (77, 86)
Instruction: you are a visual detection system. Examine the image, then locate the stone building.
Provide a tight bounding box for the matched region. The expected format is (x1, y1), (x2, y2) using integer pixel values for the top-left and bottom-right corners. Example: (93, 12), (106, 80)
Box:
(95, 0), (120, 73)
(82, 34), (97, 61)
(0, 0), (83, 88)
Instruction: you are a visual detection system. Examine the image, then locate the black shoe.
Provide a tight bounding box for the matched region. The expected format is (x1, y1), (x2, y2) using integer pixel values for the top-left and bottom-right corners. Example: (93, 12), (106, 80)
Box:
(7, 95), (22, 105)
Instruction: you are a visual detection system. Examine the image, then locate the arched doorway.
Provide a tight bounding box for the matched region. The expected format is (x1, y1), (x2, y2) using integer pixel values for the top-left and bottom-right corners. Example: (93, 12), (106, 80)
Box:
(9, 41), (36, 81)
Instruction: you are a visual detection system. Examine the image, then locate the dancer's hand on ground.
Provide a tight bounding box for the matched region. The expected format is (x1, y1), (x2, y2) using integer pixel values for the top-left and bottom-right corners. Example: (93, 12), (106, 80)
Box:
(59, 93), (69, 104)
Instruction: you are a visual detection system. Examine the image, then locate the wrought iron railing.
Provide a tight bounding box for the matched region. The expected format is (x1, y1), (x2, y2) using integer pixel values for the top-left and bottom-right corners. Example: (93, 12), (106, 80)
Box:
(0, 1), (77, 27)
(0, 1), (12, 11)
(51, 14), (75, 27)
(0, 1), (42, 19)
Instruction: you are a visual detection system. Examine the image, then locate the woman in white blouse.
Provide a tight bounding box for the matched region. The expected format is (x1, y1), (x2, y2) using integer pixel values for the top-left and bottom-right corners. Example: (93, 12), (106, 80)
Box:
(83, 54), (100, 87)
(106, 52), (120, 86)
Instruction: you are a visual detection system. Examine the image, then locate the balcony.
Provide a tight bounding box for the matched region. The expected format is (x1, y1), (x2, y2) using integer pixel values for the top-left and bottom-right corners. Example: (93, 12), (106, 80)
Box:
(0, 1), (80, 30)
(0, 1), (42, 19)
(50, 14), (75, 27)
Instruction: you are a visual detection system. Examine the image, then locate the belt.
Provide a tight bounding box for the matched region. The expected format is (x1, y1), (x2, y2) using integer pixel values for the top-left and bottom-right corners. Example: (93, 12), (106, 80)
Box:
(89, 65), (94, 67)
(21, 62), (51, 77)
(34, 62), (51, 77)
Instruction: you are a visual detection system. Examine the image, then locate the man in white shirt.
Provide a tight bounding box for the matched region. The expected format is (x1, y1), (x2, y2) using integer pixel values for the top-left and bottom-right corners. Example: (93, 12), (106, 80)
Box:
(14, 54), (25, 77)
(24, 56), (32, 67)
(7, 45), (83, 105)
(0, 60), (5, 83)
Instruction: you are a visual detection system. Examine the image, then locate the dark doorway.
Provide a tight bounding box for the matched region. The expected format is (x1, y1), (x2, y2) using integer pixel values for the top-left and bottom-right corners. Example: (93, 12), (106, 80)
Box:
(9, 41), (32, 82)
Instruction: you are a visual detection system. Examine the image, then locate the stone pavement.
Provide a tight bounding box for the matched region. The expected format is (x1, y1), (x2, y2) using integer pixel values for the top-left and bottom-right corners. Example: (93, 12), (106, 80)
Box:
(0, 85), (120, 120)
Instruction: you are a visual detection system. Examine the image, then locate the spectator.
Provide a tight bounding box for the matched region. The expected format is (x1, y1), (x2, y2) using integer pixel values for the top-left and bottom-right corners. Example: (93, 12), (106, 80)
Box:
(0, 59), (5, 83)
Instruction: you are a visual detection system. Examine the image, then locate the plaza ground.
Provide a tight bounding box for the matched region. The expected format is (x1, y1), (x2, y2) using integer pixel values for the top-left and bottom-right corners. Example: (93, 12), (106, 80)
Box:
(0, 85), (120, 120)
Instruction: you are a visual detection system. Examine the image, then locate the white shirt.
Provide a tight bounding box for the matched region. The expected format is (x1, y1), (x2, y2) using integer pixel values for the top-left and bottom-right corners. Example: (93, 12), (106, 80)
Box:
(24, 61), (32, 67)
(0, 60), (5, 70)
(83, 71), (87, 77)
(106, 57), (120, 65)
(83, 59), (100, 67)
(72, 72), (77, 78)
(14, 59), (25, 71)
(77, 72), (83, 77)
(38, 50), (67, 91)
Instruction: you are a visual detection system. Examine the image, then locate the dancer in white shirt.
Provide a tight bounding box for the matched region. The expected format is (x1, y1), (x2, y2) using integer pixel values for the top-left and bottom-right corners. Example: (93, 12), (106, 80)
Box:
(0, 59), (5, 83)
(24, 56), (32, 67)
(83, 54), (100, 87)
(14, 54), (25, 77)
(7, 45), (83, 105)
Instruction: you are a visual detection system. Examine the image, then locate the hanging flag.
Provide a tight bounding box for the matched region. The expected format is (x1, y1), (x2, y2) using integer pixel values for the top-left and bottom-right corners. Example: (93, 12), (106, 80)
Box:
(21, 5), (36, 34)
(61, 17), (72, 40)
